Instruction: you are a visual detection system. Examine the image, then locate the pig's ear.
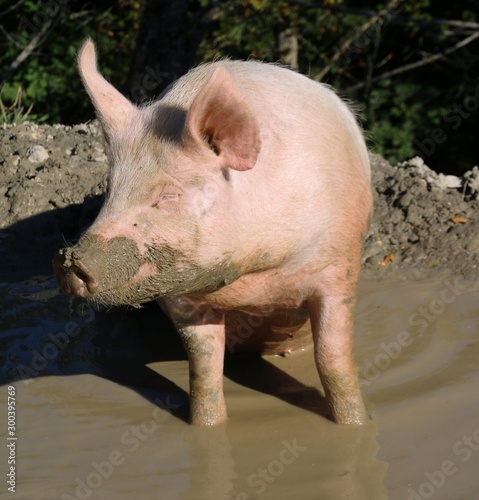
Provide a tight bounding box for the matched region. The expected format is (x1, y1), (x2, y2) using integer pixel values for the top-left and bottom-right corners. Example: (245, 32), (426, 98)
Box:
(78, 39), (135, 135)
(185, 67), (261, 171)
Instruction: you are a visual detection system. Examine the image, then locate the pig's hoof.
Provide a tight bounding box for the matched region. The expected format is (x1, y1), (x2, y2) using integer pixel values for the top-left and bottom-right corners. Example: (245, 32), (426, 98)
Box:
(330, 402), (368, 426)
(336, 414), (367, 426)
(190, 402), (227, 426)
(190, 412), (228, 426)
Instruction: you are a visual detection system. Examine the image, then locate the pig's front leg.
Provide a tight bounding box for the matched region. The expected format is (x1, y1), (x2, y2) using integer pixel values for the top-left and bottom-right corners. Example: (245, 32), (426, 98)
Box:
(166, 300), (227, 426)
(308, 281), (367, 425)
(179, 323), (227, 426)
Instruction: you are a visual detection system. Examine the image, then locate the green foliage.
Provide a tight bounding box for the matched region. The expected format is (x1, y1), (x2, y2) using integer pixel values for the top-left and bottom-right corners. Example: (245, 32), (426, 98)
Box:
(0, 0), (142, 124)
(1, 0), (477, 174)
(193, 0), (478, 174)
(0, 85), (50, 124)
(0, 87), (31, 124)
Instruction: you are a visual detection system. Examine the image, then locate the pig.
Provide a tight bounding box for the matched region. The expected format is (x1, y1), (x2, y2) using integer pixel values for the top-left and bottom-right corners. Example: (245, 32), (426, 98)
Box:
(53, 39), (372, 426)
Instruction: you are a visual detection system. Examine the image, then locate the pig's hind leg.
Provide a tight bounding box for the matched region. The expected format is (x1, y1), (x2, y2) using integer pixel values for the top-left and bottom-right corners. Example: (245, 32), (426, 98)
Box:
(307, 265), (367, 425)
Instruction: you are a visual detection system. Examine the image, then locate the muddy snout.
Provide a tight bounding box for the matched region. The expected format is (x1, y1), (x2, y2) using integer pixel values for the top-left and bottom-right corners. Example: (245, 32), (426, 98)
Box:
(53, 248), (98, 297)
(53, 234), (146, 301)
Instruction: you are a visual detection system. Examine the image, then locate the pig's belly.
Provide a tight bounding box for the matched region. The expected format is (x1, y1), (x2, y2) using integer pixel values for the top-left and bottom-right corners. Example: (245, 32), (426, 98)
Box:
(192, 269), (316, 355)
(224, 308), (312, 356)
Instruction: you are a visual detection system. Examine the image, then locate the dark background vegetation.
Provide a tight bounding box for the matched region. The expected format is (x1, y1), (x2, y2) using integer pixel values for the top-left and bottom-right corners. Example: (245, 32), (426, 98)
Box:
(1, 0), (478, 175)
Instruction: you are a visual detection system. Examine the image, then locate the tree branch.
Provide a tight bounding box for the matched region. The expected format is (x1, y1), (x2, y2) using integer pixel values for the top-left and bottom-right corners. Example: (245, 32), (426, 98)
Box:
(286, 0), (479, 31)
(344, 31), (479, 93)
(396, 16), (479, 31)
(0, 0), (26, 19)
(285, 0), (379, 18)
(314, 0), (404, 81)
(0, 17), (54, 84)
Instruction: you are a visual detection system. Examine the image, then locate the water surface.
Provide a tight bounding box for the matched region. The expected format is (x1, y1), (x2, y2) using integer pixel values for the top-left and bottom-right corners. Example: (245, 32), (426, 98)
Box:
(1, 271), (478, 499)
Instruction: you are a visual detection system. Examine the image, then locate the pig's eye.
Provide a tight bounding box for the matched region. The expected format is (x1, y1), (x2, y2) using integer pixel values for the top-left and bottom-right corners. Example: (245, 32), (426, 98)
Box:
(160, 193), (180, 202)
(151, 185), (182, 208)
(152, 192), (180, 208)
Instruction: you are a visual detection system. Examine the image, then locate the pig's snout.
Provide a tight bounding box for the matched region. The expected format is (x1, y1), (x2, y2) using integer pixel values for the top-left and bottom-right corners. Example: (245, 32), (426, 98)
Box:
(53, 235), (154, 306)
(53, 249), (99, 298)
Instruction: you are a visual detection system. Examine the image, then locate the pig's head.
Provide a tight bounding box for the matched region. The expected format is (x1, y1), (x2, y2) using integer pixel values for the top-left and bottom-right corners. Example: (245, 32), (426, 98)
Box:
(53, 40), (262, 307)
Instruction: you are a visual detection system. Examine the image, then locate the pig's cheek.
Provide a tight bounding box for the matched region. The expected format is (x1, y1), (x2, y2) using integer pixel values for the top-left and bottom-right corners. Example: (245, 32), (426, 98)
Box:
(186, 184), (218, 217)
(124, 261), (158, 287)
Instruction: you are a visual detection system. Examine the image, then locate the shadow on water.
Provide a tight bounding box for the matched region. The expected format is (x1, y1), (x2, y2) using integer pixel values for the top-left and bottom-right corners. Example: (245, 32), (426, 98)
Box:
(1, 199), (186, 420)
(0, 202), (330, 423)
(0, 204), (389, 499)
(0, 194), (104, 281)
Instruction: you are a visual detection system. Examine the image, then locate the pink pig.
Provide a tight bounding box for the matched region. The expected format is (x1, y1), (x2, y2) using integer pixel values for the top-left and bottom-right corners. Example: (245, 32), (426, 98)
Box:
(54, 40), (372, 426)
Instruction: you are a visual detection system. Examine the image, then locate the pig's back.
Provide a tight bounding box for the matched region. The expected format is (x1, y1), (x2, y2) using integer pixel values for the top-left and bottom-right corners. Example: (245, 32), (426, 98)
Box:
(160, 60), (370, 178)
(159, 60), (373, 316)
(160, 60), (371, 261)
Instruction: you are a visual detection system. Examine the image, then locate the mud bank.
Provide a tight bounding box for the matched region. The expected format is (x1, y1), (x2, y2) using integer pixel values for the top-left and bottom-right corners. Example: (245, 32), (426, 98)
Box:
(1, 122), (479, 500)
(1, 121), (479, 281)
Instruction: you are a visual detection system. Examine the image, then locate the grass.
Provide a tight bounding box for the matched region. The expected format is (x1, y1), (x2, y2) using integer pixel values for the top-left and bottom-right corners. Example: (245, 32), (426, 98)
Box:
(0, 87), (48, 125)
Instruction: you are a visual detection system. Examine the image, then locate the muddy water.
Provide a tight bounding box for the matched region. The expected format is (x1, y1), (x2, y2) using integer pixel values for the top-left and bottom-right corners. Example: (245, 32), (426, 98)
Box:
(1, 272), (478, 500)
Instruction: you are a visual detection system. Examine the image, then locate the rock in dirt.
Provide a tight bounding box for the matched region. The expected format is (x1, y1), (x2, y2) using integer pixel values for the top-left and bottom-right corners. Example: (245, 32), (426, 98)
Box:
(27, 145), (49, 163)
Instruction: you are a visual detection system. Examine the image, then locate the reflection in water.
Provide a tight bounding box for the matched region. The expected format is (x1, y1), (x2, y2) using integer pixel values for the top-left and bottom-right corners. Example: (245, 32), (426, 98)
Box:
(182, 415), (387, 500)
(1, 273), (479, 498)
(0, 277), (388, 499)
(0, 277), (186, 393)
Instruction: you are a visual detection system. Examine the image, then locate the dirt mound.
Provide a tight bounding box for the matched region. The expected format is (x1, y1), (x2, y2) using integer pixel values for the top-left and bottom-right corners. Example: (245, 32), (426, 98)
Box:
(365, 154), (479, 277)
(1, 121), (478, 281)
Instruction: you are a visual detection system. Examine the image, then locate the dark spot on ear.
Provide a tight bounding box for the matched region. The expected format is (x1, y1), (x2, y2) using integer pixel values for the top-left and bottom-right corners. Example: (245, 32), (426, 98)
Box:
(222, 168), (230, 181)
(133, 223), (138, 227)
